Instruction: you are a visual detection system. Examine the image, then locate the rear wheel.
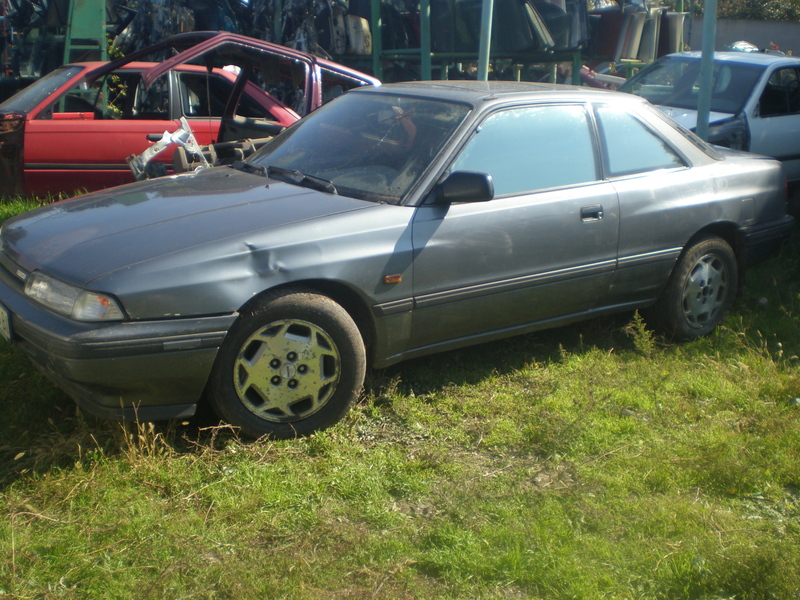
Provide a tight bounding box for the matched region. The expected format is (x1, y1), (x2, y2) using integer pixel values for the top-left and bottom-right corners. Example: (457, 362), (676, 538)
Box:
(208, 289), (366, 439)
(650, 235), (737, 340)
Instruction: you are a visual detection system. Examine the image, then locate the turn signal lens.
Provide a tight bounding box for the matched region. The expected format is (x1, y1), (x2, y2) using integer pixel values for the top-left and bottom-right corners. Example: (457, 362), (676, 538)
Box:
(73, 291), (125, 321)
(25, 271), (125, 321)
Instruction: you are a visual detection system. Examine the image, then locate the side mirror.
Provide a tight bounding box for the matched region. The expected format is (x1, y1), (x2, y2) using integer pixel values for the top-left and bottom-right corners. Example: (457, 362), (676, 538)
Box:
(432, 171), (494, 204)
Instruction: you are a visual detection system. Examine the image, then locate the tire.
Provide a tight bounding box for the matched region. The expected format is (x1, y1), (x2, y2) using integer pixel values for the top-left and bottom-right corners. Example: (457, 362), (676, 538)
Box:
(650, 235), (738, 340)
(208, 289), (366, 439)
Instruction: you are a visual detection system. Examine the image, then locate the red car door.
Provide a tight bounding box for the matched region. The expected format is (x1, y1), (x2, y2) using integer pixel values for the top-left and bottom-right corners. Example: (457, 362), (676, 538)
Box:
(22, 69), (218, 197)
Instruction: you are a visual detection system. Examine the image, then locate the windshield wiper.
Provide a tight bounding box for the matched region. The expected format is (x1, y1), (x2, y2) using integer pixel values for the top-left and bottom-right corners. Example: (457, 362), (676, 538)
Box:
(232, 162), (268, 177)
(266, 165), (338, 195)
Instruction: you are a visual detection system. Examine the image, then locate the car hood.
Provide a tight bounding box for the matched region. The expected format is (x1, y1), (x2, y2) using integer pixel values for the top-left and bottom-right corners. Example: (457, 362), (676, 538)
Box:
(2, 167), (374, 286)
(655, 106), (734, 129)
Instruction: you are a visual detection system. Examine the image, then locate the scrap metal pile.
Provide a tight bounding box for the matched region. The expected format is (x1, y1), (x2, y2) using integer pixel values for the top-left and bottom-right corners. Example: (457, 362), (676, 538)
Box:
(2, 0), (593, 79)
(0, 0), (396, 77)
(102, 0), (409, 65)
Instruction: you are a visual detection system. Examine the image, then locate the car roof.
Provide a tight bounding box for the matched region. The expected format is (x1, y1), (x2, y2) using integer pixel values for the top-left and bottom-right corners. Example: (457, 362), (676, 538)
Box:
(141, 31), (381, 89)
(354, 80), (639, 106)
(664, 51), (800, 67)
(71, 61), (238, 75)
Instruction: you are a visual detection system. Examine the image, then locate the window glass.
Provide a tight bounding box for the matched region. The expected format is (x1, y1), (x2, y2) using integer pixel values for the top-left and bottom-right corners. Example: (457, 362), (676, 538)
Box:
(320, 68), (372, 104)
(38, 79), (105, 119)
(760, 67), (800, 117)
(179, 72), (274, 119)
(36, 70), (145, 120)
(132, 74), (170, 119)
(619, 57), (764, 114)
(32, 71), (176, 121)
(251, 92), (470, 203)
(451, 104), (597, 196)
(1, 66), (84, 113)
(246, 59), (308, 115)
(595, 104), (685, 177)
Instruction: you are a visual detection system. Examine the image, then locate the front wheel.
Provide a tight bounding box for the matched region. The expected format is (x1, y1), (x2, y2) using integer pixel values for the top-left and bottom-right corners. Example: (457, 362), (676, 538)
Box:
(208, 289), (366, 439)
(650, 235), (738, 340)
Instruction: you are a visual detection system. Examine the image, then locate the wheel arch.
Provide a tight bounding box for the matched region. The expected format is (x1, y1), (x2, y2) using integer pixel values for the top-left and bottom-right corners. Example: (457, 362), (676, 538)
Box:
(646, 226), (740, 340)
(686, 221), (747, 290)
(237, 279), (378, 363)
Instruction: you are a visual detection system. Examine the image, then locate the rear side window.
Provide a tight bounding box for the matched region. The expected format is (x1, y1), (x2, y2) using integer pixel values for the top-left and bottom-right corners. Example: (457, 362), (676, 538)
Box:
(595, 104), (685, 177)
(451, 104), (598, 196)
(759, 67), (800, 117)
(179, 72), (270, 119)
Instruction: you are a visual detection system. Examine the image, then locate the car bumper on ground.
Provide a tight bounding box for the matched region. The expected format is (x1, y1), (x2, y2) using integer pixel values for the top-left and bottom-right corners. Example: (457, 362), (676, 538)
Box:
(0, 266), (237, 421)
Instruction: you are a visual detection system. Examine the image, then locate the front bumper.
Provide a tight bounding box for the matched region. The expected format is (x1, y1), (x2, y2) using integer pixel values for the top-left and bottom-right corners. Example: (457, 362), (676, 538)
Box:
(0, 264), (237, 421)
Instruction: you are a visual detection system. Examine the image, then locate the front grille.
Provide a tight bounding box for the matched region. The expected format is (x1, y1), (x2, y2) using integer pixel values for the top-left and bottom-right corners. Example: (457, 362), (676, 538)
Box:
(0, 247), (29, 284)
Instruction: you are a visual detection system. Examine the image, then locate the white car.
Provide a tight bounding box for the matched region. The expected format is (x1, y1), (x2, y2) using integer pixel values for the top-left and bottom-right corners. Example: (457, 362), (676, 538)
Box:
(619, 51), (800, 185)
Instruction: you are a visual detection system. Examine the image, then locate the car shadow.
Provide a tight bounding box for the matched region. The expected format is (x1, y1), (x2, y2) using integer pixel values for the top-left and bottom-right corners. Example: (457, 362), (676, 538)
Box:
(0, 311), (640, 489)
(365, 311), (638, 402)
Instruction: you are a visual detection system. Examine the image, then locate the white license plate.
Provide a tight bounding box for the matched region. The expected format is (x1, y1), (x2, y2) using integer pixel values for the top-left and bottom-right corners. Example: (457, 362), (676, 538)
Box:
(0, 303), (11, 341)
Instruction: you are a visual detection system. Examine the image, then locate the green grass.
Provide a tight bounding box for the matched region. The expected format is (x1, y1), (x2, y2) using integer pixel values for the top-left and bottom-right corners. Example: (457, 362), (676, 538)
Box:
(0, 198), (46, 223)
(1, 198), (799, 599)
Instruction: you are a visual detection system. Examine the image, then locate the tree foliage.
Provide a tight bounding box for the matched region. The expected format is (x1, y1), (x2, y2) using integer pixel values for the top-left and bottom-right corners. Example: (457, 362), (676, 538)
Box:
(690, 0), (800, 21)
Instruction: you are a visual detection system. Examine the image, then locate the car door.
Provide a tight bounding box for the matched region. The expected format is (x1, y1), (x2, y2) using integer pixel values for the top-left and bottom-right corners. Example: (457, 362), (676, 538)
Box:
(23, 70), (190, 196)
(593, 102), (706, 305)
(408, 102), (620, 351)
(21, 68), (252, 196)
(749, 65), (800, 183)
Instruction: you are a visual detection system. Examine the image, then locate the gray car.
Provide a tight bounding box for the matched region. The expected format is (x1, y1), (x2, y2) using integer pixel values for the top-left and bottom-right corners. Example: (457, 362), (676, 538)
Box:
(0, 81), (793, 438)
(618, 51), (800, 185)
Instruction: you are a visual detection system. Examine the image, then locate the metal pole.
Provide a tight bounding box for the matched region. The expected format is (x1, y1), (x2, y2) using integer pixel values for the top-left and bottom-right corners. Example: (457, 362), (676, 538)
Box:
(421, 0), (431, 80)
(695, 0), (717, 140)
(477, 0), (494, 81)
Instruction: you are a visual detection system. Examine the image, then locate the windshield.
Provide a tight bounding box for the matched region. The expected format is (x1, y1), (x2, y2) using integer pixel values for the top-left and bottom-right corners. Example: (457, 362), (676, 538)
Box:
(619, 57), (765, 115)
(0, 66), (85, 114)
(249, 91), (471, 203)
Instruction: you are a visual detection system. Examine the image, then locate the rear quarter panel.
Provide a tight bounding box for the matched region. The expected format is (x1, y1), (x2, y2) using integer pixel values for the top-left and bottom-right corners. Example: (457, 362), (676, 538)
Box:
(608, 138), (785, 305)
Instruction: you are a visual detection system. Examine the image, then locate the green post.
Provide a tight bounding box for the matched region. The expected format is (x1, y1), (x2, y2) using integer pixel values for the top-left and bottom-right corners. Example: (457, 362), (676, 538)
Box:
(63, 0), (107, 64)
(572, 51), (581, 85)
(477, 0), (494, 80)
(696, 0), (717, 140)
(372, 0), (384, 80)
(421, 0), (432, 80)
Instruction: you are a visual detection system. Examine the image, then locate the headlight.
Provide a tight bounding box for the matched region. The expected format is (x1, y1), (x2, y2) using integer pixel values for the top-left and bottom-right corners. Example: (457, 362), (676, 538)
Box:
(25, 271), (125, 321)
(707, 114), (750, 151)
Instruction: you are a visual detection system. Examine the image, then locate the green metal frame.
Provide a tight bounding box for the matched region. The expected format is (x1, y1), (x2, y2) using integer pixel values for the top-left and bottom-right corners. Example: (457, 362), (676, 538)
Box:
(63, 0), (107, 65)
(367, 0), (582, 84)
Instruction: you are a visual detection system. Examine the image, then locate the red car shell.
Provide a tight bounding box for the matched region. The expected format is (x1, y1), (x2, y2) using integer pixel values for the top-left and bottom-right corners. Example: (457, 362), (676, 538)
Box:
(7, 63), (297, 197)
(0, 32), (379, 197)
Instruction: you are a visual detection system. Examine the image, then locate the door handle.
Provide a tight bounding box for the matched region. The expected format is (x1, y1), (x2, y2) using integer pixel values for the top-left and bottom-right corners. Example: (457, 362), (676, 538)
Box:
(581, 205), (604, 221)
(147, 133), (165, 142)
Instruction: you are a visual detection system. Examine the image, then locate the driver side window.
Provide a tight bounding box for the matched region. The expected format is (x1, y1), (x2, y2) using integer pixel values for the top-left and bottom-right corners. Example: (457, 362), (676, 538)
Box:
(451, 104), (598, 197)
(38, 80), (105, 120)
